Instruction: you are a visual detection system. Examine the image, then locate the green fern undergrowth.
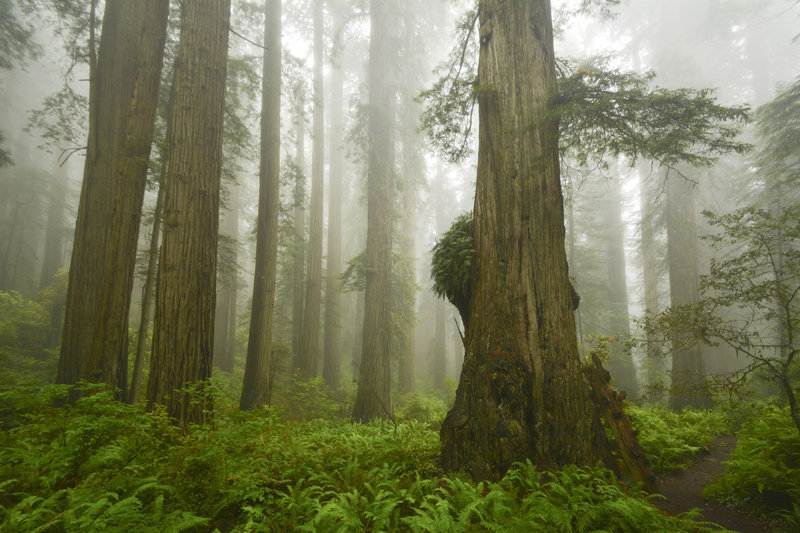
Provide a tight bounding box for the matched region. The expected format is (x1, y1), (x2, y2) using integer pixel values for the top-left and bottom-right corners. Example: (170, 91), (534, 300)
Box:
(1, 384), (740, 532)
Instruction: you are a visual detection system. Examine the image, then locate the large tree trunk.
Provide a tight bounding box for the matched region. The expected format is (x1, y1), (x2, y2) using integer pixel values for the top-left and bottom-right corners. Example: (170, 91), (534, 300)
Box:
(352, 0), (394, 422)
(666, 172), (711, 410)
(440, 0), (612, 481)
(240, 0), (281, 410)
(323, 8), (346, 391)
(604, 171), (638, 397)
(214, 180), (239, 374)
(296, 0), (325, 380)
(57, 0), (168, 400)
(147, 0), (230, 426)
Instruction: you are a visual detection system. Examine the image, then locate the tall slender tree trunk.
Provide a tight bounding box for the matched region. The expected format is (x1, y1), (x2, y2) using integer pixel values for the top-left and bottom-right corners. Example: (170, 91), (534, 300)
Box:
(296, 0), (325, 380)
(39, 167), (67, 290)
(352, 289), (364, 382)
(323, 9), (346, 390)
(352, 0), (394, 422)
(291, 89), (306, 359)
(638, 163), (662, 383)
(214, 181), (239, 374)
(432, 298), (447, 388)
(240, 0), (281, 410)
(440, 0), (612, 481)
(604, 171), (638, 397)
(57, 0), (169, 400)
(666, 172), (711, 410)
(129, 182), (164, 404)
(397, 18), (421, 394)
(567, 196), (584, 351)
(147, 0), (230, 426)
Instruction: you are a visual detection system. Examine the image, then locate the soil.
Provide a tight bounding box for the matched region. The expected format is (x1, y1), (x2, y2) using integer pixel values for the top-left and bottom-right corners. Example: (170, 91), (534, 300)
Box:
(653, 434), (771, 532)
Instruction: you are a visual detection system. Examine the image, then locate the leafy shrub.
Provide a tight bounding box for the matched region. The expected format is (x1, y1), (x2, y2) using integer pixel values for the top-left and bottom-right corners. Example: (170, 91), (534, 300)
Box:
(628, 405), (730, 474)
(704, 404), (800, 524)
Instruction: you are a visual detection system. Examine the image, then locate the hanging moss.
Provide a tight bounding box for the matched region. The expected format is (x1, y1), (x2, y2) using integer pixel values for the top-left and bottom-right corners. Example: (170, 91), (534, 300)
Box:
(431, 212), (474, 324)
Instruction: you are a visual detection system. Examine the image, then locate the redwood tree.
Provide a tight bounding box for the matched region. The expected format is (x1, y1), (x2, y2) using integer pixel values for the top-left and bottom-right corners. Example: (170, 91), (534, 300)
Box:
(147, 0), (230, 426)
(666, 172), (712, 410)
(440, 0), (611, 480)
(296, 0), (325, 379)
(57, 0), (168, 400)
(323, 7), (347, 391)
(240, 0), (281, 410)
(352, 0), (395, 422)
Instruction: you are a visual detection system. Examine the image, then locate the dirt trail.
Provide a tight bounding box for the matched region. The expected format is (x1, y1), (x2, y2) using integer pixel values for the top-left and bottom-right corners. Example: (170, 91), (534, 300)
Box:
(653, 435), (770, 532)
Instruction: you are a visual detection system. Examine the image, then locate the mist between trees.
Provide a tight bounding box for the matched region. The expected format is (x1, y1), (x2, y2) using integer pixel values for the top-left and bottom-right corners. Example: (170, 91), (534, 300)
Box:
(1, 0), (799, 517)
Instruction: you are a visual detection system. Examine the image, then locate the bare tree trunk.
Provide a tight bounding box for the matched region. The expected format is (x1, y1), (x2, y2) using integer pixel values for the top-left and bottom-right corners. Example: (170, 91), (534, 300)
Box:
(666, 172), (711, 410)
(147, 0), (230, 426)
(440, 0), (613, 480)
(296, 0), (325, 380)
(241, 0), (281, 410)
(323, 8), (346, 391)
(57, 0), (168, 400)
(352, 0), (394, 422)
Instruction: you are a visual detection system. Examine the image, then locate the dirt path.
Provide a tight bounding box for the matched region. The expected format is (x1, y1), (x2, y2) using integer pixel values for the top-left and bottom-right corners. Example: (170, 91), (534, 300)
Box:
(653, 435), (770, 532)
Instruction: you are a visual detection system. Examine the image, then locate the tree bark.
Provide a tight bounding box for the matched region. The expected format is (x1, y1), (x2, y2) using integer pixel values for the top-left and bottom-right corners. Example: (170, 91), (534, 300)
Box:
(352, 0), (394, 422)
(296, 0), (325, 380)
(666, 172), (711, 410)
(147, 0), (230, 426)
(323, 8), (346, 391)
(440, 0), (612, 481)
(57, 0), (168, 400)
(241, 0), (281, 410)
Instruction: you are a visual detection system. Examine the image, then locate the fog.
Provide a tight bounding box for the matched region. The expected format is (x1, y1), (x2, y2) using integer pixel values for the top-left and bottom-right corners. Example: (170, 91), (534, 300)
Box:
(2, 0), (799, 403)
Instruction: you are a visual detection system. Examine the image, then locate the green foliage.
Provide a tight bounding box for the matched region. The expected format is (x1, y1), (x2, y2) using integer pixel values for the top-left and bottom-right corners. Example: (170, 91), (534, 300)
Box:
(417, 7), (479, 163)
(627, 405), (730, 474)
(419, 27), (750, 168)
(704, 404), (800, 526)
(431, 211), (474, 317)
(555, 61), (750, 170)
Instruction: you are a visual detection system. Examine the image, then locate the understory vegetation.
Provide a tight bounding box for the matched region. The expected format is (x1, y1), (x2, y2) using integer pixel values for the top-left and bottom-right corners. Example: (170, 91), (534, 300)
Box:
(2, 292), (799, 532)
(0, 353), (797, 532)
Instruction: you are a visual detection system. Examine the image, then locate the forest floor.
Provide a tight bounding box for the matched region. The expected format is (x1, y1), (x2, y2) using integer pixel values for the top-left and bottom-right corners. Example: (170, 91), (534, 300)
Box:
(653, 435), (771, 532)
